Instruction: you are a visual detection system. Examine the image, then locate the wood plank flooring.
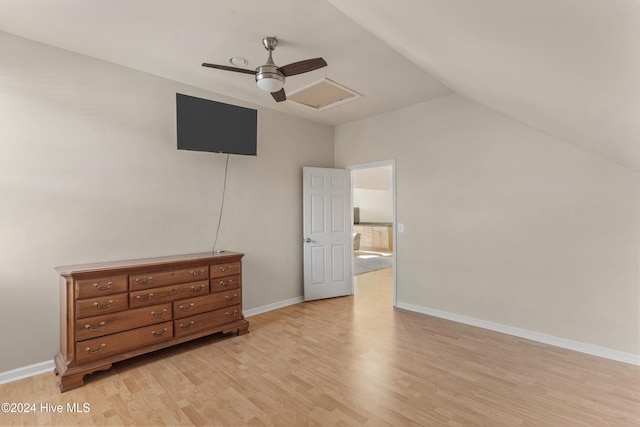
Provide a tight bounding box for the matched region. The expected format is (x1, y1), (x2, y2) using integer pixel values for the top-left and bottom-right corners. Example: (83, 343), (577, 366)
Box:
(1, 267), (639, 426)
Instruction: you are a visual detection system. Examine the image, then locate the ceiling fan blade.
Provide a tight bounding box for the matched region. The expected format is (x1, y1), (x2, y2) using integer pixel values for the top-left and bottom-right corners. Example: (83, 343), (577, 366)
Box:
(278, 58), (327, 77)
(202, 63), (255, 75)
(271, 88), (286, 102)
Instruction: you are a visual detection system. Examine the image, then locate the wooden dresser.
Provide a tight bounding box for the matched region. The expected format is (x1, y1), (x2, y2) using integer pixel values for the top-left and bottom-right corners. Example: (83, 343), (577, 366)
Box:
(54, 251), (248, 392)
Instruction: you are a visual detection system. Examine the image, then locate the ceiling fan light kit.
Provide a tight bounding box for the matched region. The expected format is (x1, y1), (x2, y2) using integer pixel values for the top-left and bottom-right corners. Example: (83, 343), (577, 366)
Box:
(202, 36), (327, 103)
(255, 65), (285, 92)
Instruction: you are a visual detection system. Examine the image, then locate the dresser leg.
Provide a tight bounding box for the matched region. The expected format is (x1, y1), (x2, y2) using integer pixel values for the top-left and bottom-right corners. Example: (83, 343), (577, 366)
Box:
(237, 319), (250, 335)
(58, 372), (87, 393)
(56, 363), (112, 393)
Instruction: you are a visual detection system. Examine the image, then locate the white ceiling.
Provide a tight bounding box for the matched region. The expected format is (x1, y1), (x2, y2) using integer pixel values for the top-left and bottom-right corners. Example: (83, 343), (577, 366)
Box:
(1, 0), (638, 171)
(0, 0), (452, 126)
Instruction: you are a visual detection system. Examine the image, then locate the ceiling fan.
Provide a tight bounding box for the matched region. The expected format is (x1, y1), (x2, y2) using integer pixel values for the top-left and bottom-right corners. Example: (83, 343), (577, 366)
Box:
(202, 37), (327, 103)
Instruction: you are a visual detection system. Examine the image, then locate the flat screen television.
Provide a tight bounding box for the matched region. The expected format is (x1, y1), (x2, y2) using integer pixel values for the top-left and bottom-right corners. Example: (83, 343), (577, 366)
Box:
(176, 93), (257, 156)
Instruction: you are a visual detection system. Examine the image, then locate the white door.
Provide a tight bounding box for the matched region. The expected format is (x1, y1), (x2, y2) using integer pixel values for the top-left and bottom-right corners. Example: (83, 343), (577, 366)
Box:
(303, 167), (352, 301)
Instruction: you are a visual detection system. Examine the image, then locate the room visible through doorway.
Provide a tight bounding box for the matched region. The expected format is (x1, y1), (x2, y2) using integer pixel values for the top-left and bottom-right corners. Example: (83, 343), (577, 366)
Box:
(348, 161), (396, 305)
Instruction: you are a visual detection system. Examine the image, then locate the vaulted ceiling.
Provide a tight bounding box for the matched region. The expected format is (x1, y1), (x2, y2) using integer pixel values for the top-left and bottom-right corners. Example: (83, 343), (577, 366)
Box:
(1, 0), (638, 171)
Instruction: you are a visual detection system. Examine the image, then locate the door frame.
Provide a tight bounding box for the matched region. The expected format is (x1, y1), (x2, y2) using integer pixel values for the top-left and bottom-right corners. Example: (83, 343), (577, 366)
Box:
(347, 160), (397, 307)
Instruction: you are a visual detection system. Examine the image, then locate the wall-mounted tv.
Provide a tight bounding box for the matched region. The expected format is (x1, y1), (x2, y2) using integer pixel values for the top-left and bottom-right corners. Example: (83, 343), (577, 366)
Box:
(176, 93), (257, 156)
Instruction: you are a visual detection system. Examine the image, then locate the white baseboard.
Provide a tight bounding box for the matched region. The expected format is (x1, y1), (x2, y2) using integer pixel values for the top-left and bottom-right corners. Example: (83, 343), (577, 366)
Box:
(8, 298), (633, 385)
(0, 360), (55, 386)
(396, 301), (640, 366)
(243, 296), (304, 318)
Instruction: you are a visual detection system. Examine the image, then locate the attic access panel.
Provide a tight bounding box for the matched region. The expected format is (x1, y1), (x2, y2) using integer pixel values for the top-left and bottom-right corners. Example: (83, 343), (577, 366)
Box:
(287, 78), (361, 110)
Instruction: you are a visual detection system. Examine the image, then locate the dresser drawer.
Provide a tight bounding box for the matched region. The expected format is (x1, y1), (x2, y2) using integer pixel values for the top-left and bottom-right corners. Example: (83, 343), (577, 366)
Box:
(210, 274), (241, 293)
(173, 289), (242, 319)
(129, 265), (208, 291)
(75, 275), (128, 299)
(76, 321), (173, 364)
(129, 280), (209, 308)
(76, 293), (128, 319)
(75, 303), (172, 341)
(174, 304), (241, 338)
(210, 261), (241, 279)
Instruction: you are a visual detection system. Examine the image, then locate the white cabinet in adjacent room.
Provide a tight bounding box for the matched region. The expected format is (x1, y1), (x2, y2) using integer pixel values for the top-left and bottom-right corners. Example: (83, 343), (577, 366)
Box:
(354, 224), (392, 251)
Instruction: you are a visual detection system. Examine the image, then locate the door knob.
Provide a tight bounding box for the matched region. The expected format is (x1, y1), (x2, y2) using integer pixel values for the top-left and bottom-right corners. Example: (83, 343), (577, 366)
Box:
(304, 238), (311, 243)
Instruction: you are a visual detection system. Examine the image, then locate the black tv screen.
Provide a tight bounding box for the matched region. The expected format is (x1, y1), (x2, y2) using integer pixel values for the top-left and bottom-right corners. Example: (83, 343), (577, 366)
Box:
(176, 93), (257, 156)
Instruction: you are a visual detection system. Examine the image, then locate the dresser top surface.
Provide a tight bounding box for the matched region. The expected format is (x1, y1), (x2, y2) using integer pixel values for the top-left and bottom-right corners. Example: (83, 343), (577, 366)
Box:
(56, 251), (244, 277)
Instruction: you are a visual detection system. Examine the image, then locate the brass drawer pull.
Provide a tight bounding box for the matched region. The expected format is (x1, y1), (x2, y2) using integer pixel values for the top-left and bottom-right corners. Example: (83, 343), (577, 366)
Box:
(191, 284), (205, 292)
(150, 309), (167, 318)
(220, 279), (233, 287)
(225, 310), (238, 318)
(93, 300), (113, 309)
(179, 321), (195, 330)
(85, 321), (106, 332)
(152, 328), (168, 337)
(136, 293), (154, 302)
(179, 303), (194, 312)
(93, 281), (113, 290)
(135, 277), (153, 285)
(219, 265), (233, 272)
(225, 294), (238, 302)
(190, 269), (205, 277)
(85, 343), (106, 354)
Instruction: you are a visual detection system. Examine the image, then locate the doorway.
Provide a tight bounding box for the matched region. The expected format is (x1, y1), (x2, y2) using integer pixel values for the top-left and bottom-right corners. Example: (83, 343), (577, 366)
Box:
(348, 161), (396, 306)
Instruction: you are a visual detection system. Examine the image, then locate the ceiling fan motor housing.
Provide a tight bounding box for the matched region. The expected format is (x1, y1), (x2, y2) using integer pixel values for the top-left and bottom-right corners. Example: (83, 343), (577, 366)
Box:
(255, 64), (285, 92)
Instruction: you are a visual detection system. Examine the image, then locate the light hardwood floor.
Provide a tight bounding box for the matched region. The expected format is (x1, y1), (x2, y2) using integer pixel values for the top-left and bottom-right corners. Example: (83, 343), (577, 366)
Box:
(1, 267), (639, 426)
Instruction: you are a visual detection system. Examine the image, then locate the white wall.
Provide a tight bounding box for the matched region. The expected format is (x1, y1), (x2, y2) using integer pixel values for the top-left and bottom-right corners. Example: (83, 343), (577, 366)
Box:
(335, 94), (640, 359)
(0, 31), (334, 373)
(353, 188), (392, 223)
(353, 166), (393, 223)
